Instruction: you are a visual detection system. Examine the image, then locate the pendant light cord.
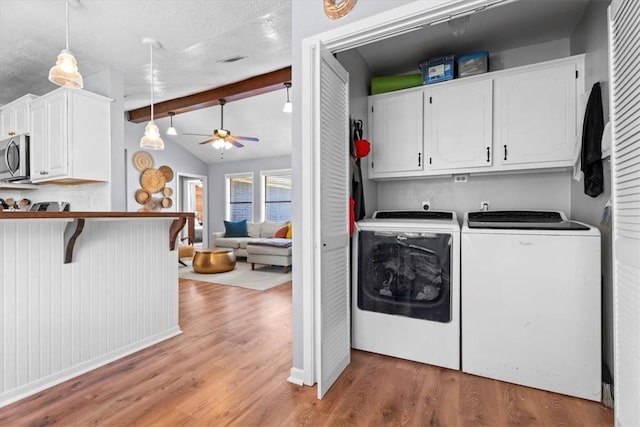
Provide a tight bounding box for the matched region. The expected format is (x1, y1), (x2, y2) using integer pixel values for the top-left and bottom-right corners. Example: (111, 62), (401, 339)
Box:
(150, 43), (154, 121)
(65, 0), (69, 50)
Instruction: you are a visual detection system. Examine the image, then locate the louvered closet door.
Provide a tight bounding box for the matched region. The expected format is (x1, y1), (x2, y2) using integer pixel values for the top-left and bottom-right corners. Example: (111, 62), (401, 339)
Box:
(609, 1), (640, 424)
(313, 40), (350, 399)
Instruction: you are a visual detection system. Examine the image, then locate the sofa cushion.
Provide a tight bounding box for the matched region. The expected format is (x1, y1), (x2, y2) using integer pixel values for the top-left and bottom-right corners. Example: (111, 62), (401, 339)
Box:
(224, 220), (248, 237)
(213, 237), (243, 249)
(261, 221), (289, 238)
(247, 221), (261, 238)
(286, 223), (292, 239)
(247, 243), (292, 256)
(274, 225), (289, 238)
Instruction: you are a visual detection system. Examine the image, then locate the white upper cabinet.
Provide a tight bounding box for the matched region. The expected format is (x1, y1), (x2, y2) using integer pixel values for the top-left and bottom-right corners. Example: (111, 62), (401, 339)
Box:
(366, 55), (584, 180)
(494, 61), (579, 166)
(425, 79), (493, 171)
(0, 94), (38, 138)
(369, 90), (423, 178)
(30, 88), (112, 184)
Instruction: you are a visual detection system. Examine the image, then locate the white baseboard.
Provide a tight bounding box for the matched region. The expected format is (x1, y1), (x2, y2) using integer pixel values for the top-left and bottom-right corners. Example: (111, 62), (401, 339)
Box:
(287, 367), (305, 386)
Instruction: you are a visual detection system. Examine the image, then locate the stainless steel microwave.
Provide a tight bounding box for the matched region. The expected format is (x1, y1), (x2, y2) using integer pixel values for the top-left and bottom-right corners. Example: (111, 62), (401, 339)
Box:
(0, 134), (30, 182)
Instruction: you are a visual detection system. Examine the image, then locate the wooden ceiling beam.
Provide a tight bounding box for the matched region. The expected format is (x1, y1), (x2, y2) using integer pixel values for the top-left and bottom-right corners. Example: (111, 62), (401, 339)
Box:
(126, 66), (292, 123)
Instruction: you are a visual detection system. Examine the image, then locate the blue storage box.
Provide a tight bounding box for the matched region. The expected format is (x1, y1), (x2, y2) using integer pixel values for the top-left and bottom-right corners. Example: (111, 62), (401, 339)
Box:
(457, 51), (489, 78)
(419, 55), (455, 84)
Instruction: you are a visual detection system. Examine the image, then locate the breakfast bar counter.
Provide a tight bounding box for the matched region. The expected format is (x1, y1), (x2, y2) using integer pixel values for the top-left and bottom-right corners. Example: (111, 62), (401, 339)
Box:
(0, 212), (194, 407)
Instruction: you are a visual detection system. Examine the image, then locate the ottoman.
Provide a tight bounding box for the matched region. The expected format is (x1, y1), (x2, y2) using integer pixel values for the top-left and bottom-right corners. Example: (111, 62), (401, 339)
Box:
(193, 248), (236, 273)
(246, 239), (292, 273)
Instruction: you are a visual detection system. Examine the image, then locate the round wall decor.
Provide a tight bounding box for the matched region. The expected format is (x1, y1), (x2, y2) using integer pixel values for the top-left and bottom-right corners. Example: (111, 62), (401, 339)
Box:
(323, 0), (356, 20)
(158, 165), (174, 182)
(132, 150), (154, 172)
(140, 168), (166, 193)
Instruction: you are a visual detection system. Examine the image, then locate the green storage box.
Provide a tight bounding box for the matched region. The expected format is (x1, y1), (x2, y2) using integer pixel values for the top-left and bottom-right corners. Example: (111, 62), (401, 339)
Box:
(371, 73), (423, 95)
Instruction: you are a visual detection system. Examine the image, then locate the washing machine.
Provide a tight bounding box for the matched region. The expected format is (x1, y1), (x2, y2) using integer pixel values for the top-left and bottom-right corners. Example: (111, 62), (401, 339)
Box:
(461, 210), (601, 401)
(353, 210), (460, 370)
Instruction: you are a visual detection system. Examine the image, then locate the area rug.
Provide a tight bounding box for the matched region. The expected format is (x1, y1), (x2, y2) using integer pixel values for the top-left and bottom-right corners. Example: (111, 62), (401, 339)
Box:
(179, 260), (291, 291)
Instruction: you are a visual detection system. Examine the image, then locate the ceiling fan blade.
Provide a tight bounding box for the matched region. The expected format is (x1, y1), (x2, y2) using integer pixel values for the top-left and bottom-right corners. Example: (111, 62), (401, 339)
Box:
(198, 138), (217, 145)
(233, 135), (260, 142)
(228, 137), (245, 148)
(183, 133), (213, 137)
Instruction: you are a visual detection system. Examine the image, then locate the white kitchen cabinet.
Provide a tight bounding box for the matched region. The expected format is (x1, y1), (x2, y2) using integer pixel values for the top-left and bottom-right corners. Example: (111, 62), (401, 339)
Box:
(0, 94), (37, 138)
(425, 79), (493, 170)
(30, 88), (111, 183)
(494, 60), (579, 167)
(369, 90), (423, 178)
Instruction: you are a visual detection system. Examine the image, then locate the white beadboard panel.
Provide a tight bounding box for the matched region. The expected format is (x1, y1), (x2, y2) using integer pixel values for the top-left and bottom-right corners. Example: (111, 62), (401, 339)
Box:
(0, 218), (181, 407)
(610, 0), (640, 424)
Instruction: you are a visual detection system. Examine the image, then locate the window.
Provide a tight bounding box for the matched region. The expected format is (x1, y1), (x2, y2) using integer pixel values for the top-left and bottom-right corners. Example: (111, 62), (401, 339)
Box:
(262, 170), (291, 222)
(226, 173), (253, 221)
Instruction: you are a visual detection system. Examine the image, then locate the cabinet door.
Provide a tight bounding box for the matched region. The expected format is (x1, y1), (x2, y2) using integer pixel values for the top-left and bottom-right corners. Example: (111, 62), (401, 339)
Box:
(45, 91), (68, 179)
(370, 90), (423, 175)
(0, 109), (9, 137)
(426, 79), (493, 170)
(12, 99), (31, 136)
(29, 101), (47, 178)
(495, 62), (577, 165)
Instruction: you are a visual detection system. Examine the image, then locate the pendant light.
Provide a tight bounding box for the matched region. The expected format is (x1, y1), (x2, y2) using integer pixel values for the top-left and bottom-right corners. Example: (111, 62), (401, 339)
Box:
(167, 112), (178, 135)
(140, 38), (164, 150)
(48, 0), (83, 89)
(282, 82), (292, 113)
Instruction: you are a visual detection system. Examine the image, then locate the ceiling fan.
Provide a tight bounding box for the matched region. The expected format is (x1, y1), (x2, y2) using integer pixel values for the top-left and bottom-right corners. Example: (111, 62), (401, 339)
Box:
(183, 99), (260, 149)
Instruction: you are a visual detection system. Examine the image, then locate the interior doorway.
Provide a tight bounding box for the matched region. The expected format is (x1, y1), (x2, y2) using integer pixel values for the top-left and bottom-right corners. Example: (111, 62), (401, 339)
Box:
(177, 173), (208, 249)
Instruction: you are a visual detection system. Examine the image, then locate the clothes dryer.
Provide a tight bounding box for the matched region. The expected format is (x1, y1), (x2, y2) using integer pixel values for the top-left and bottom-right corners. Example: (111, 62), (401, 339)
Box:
(353, 211), (460, 370)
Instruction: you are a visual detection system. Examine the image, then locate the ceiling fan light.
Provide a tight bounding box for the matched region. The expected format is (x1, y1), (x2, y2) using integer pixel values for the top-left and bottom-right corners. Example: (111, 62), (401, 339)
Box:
(212, 139), (225, 149)
(140, 121), (165, 150)
(224, 141), (233, 150)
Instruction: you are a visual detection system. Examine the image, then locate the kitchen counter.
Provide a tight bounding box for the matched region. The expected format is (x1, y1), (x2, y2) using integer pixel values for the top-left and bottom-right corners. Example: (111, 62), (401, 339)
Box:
(0, 211), (194, 407)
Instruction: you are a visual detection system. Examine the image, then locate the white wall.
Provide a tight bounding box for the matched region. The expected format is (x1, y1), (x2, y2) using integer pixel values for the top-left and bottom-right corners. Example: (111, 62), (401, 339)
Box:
(124, 121), (208, 212)
(569, 0), (614, 378)
(206, 155), (291, 233)
(378, 170), (572, 218)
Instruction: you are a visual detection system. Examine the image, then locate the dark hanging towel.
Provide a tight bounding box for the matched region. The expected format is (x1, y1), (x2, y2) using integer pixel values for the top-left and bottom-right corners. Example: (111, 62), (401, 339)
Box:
(351, 119), (366, 221)
(581, 82), (605, 198)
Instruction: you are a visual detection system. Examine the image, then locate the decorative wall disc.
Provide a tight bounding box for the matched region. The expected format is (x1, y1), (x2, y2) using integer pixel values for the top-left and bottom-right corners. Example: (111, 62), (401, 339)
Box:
(132, 150), (154, 172)
(140, 168), (166, 193)
(135, 189), (151, 204)
(323, 0), (356, 19)
(159, 165), (174, 182)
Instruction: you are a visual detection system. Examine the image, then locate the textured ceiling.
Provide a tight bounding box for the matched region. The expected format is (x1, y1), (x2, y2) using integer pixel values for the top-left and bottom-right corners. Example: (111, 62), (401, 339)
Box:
(0, 0), (291, 109)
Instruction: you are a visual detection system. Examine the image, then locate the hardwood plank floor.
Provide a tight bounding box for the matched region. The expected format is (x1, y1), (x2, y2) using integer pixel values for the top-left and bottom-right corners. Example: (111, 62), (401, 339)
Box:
(0, 279), (613, 426)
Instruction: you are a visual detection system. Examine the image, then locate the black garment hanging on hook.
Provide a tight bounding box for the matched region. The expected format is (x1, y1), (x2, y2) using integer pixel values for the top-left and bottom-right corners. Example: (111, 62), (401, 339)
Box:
(351, 119), (366, 221)
(581, 82), (604, 198)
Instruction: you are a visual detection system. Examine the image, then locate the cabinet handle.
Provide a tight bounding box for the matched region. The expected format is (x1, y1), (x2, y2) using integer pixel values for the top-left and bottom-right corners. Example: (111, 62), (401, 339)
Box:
(418, 153), (421, 167)
(504, 145), (508, 161)
(486, 146), (490, 162)
(8, 131), (16, 136)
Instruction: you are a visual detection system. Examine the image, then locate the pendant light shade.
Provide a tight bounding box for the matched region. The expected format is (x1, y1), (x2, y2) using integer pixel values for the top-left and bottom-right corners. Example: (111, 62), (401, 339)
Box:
(283, 82), (292, 113)
(140, 38), (164, 150)
(167, 112), (178, 135)
(49, 1), (83, 89)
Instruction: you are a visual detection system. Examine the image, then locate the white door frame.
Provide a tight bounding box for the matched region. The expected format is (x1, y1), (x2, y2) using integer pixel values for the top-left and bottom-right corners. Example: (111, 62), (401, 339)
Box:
(300, 0), (512, 385)
(176, 172), (209, 248)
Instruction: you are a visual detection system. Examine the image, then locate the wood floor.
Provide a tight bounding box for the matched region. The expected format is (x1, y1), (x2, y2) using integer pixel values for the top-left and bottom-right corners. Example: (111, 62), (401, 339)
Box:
(0, 279), (613, 426)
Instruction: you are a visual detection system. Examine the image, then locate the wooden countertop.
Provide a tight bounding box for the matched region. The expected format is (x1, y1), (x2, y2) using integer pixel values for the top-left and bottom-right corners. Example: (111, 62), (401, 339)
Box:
(0, 211), (194, 219)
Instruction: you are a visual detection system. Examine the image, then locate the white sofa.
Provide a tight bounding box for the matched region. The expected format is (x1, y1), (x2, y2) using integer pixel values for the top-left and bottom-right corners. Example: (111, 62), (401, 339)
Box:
(211, 221), (290, 257)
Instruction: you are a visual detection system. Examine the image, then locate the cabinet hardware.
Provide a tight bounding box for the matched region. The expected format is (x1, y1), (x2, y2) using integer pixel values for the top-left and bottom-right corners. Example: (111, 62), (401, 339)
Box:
(486, 146), (490, 162)
(8, 131), (16, 136)
(504, 145), (508, 161)
(371, 106), (374, 113)
(371, 161), (374, 169)
(429, 96), (432, 104)
(418, 153), (421, 167)
(576, 70), (579, 79)
(429, 157), (432, 165)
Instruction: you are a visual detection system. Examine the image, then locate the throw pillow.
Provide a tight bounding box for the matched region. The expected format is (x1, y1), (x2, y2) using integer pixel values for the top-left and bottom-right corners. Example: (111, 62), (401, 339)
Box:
(261, 221), (289, 238)
(247, 221), (261, 238)
(223, 219), (248, 237)
(286, 223), (292, 239)
(274, 225), (289, 238)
